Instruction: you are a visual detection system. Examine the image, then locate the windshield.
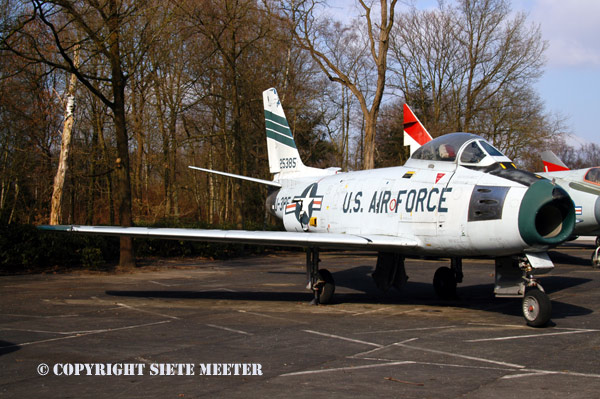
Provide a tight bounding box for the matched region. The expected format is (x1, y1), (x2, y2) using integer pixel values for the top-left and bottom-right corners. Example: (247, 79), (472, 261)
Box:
(460, 141), (486, 163)
(480, 141), (505, 157)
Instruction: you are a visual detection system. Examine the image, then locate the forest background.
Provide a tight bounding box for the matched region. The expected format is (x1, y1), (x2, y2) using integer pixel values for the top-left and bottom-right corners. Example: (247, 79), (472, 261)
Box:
(1, 0), (598, 270)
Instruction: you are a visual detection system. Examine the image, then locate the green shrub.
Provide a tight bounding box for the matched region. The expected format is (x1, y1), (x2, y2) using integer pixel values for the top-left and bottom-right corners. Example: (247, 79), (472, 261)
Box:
(0, 224), (118, 273)
(1, 221), (288, 274)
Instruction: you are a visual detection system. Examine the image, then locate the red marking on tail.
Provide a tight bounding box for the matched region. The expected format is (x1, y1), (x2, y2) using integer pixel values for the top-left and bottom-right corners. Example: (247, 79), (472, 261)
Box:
(403, 104), (432, 145)
(542, 161), (570, 172)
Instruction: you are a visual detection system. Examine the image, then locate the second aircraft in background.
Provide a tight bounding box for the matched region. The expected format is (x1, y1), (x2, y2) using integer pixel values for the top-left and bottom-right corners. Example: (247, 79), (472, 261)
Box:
(540, 150), (600, 266)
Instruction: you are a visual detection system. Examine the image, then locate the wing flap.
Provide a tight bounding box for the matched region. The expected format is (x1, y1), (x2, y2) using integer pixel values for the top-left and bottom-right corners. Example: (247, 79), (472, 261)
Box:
(39, 225), (419, 251)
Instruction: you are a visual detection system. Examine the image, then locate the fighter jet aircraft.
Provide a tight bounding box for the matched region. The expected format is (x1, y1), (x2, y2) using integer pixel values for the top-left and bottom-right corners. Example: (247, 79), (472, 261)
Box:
(40, 88), (575, 327)
(540, 150), (600, 266)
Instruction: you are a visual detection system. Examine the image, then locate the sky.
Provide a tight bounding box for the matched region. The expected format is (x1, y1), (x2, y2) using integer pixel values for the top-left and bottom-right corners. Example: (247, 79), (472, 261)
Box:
(417, 0), (600, 146)
(328, 0), (600, 146)
(519, 0), (600, 147)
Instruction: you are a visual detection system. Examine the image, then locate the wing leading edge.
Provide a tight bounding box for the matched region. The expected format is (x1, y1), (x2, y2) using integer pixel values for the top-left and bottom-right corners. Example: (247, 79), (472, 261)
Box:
(39, 225), (419, 251)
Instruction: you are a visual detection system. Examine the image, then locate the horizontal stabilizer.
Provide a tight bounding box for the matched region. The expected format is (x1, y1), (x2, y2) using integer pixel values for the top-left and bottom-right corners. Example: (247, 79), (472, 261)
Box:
(39, 225), (419, 252)
(189, 166), (282, 188)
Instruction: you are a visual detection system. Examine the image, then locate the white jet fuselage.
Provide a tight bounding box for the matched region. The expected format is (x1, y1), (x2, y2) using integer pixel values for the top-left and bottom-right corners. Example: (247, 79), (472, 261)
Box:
(270, 156), (572, 258)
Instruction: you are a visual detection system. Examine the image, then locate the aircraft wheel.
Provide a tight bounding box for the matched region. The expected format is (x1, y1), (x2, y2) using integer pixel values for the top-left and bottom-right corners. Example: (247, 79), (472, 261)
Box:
(433, 267), (457, 299)
(592, 251), (600, 268)
(522, 288), (551, 327)
(596, 236), (600, 248)
(317, 269), (335, 304)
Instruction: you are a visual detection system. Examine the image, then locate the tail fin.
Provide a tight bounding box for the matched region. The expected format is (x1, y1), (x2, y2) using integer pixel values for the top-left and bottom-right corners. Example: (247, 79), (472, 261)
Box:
(541, 150), (570, 172)
(263, 88), (308, 175)
(403, 104), (433, 156)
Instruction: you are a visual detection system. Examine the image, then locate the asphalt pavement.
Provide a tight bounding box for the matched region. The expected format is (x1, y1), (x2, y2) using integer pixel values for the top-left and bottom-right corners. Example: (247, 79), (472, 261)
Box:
(2, 239), (600, 398)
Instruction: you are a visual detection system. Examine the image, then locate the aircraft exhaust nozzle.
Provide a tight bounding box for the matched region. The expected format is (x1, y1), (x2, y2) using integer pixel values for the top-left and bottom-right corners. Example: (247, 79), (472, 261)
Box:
(265, 187), (281, 217)
(518, 180), (575, 247)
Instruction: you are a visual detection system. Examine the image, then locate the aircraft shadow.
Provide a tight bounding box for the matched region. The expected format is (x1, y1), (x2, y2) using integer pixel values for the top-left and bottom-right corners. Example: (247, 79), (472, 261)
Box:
(0, 341), (20, 356)
(549, 250), (593, 267)
(105, 265), (593, 321)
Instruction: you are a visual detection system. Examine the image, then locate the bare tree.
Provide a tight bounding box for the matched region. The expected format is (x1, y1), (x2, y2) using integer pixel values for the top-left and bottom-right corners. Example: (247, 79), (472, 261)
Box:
(390, 5), (462, 136)
(1, 0), (163, 267)
(50, 44), (79, 225)
(456, 0), (547, 132)
(550, 142), (600, 171)
(389, 0), (549, 165)
(179, 0), (285, 226)
(0, 54), (62, 224)
(281, 0), (397, 169)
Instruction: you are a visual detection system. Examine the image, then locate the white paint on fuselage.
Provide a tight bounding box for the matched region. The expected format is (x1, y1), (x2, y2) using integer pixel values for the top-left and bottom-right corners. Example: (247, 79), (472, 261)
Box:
(273, 162), (531, 257)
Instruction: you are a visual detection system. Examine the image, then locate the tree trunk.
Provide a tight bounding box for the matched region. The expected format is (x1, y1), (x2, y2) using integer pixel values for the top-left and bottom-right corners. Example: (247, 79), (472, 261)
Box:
(113, 96), (136, 268)
(50, 46), (79, 225)
(114, 98), (136, 268)
(363, 113), (376, 170)
(108, 0), (135, 268)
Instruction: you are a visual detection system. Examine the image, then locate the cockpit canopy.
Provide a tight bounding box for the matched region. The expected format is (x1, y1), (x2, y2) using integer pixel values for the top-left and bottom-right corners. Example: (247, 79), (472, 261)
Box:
(410, 132), (511, 167)
(585, 167), (600, 186)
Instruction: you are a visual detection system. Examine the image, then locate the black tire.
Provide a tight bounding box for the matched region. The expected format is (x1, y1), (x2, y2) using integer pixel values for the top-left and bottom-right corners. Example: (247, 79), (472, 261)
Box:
(592, 252), (600, 268)
(522, 288), (551, 327)
(433, 267), (457, 299)
(596, 236), (600, 248)
(317, 269), (335, 304)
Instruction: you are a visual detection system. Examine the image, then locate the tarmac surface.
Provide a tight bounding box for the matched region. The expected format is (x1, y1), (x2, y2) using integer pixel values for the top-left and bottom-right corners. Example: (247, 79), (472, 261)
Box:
(2, 239), (600, 398)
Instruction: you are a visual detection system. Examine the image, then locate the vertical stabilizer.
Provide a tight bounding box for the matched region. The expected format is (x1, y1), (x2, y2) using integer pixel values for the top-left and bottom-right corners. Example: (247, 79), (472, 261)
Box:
(541, 150), (570, 172)
(263, 88), (307, 175)
(403, 104), (433, 156)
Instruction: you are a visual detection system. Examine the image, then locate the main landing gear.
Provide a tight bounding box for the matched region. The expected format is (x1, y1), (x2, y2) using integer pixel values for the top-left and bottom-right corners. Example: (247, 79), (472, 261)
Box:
(304, 249), (552, 326)
(306, 248), (335, 305)
(592, 247), (600, 268)
(592, 236), (600, 268)
(433, 258), (463, 299)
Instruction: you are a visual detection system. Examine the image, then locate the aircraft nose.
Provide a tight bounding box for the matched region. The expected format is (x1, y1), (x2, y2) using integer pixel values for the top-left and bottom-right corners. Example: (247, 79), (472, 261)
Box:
(518, 180), (575, 247)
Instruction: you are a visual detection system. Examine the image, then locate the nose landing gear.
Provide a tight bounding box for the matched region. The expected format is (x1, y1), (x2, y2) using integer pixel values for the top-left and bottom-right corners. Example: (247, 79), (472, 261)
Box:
(522, 287), (552, 327)
(495, 254), (553, 327)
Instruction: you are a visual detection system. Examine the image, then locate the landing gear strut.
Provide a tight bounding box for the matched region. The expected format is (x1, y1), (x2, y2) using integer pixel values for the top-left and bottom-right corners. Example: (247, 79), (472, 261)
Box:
(306, 248), (335, 305)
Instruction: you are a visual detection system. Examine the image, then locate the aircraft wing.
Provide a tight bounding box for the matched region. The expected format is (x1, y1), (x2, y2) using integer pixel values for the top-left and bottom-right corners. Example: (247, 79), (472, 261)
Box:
(39, 225), (419, 251)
